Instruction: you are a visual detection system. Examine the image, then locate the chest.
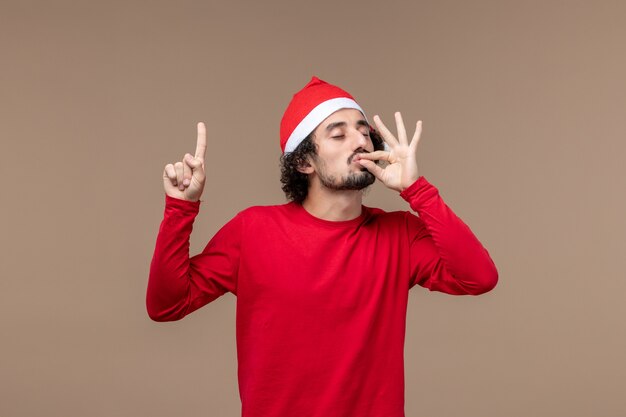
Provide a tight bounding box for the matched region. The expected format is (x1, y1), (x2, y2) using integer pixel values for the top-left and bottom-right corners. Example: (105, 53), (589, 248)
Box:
(237, 220), (409, 309)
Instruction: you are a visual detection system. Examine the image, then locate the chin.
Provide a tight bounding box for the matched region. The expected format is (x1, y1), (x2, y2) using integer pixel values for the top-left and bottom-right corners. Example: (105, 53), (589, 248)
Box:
(342, 171), (376, 190)
(318, 168), (375, 191)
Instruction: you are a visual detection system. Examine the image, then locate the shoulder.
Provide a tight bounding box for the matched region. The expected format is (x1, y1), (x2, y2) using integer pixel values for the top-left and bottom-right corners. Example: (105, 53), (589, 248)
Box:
(213, 203), (293, 237)
(364, 205), (414, 222)
(232, 203), (295, 225)
(364, 205), (425, 229)
(237, 202), (292, 217)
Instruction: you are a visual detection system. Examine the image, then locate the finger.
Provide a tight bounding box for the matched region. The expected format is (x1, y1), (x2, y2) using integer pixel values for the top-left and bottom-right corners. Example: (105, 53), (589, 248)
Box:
(163, 163), (177, 186)
(186, 155), (206, 186)
(174, 162), (185, 191)
(355, 150), (390, 162)
(357, 159), (385, 180)
(184, 154), (206, 186)
(395, 112), (408, 146)
(184, 153), (204, 170)
(373, 115), (399, 147)
(182, 153), (193, 186)
(409, 120), (423, 152)
(195, 122), (207, 160)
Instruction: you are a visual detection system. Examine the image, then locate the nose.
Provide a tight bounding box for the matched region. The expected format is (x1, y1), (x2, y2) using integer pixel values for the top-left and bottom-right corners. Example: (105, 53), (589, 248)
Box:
(351, 128), (370, 150)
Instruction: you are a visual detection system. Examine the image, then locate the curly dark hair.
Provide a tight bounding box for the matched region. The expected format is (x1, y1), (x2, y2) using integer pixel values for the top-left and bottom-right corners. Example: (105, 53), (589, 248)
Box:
(280, 128), (385, 203)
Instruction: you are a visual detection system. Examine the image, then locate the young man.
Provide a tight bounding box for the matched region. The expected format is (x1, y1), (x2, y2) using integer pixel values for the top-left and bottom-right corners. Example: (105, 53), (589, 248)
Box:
(147, 77), (498, 417)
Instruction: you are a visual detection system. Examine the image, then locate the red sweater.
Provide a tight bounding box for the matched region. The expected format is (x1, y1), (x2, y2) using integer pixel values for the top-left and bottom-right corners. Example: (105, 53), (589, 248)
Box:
(147, 176), (498, 417)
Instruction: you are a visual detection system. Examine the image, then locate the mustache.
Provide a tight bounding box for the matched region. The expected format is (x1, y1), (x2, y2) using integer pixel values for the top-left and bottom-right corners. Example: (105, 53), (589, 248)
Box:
(348, 149), (370, 164)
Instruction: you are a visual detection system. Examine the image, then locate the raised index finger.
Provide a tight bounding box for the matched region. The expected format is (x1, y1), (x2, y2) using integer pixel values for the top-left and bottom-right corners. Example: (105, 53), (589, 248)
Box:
(195, 122), (207, 160)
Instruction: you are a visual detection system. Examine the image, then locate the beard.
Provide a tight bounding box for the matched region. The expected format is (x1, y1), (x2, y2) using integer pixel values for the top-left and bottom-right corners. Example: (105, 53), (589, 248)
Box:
(317, 165), (376, 191)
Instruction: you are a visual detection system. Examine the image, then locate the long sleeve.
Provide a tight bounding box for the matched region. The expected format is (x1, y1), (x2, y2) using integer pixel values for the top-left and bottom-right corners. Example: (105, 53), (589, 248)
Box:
(401, 176), (498, 295)
(146, 195), (240, 321)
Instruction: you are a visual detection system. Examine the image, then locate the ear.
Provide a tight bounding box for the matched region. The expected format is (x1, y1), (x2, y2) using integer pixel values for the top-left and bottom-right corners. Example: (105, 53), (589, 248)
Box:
(296, 157), (315, 175)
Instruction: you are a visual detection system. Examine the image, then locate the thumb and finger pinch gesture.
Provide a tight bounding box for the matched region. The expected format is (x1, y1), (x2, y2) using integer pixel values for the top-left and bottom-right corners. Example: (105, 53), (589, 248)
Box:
(355, 112), (422, 193)
(163, 122), (207, 202)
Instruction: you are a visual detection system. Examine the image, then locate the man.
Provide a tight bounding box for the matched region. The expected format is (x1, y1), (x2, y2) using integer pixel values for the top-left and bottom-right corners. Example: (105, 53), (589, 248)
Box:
(147, 77), (498, 417)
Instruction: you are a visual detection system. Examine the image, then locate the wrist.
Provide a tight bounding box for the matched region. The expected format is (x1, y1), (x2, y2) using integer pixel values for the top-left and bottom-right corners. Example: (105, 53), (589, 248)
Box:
(399, 175), (420, 193)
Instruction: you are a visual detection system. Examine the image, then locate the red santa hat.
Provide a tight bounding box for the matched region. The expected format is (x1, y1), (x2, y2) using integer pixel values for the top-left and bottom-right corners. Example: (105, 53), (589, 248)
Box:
(280, 76), (366, 154)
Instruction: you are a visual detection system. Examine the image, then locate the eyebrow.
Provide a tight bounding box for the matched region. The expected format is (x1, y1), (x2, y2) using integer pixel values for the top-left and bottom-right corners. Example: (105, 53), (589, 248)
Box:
(325, 119), (370, 132)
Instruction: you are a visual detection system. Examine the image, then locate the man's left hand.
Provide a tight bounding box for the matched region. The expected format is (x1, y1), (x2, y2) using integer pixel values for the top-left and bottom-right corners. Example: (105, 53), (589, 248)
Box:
(355, 112), (422, 192)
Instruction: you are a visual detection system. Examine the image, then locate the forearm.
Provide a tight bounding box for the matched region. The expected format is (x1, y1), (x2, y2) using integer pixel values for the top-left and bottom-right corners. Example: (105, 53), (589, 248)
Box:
(146, 195), (201, 321)
(402, 177), (498, 295)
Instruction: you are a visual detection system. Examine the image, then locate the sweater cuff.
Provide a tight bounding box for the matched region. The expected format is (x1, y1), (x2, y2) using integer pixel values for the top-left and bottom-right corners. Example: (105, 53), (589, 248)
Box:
(399, 176), (439, 212)
(164, 194), (201, 215)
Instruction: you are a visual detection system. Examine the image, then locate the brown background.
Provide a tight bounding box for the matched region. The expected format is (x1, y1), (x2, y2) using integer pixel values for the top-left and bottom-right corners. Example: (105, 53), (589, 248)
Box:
(2, 0), (625, 416)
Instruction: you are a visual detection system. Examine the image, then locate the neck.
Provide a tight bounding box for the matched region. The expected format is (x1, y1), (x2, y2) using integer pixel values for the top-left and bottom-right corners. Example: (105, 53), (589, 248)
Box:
(301, 182), (364, 221)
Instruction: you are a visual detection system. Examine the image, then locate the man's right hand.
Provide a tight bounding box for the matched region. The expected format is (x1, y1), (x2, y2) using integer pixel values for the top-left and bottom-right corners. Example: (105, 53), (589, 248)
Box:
(162, 122), (207, 202)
